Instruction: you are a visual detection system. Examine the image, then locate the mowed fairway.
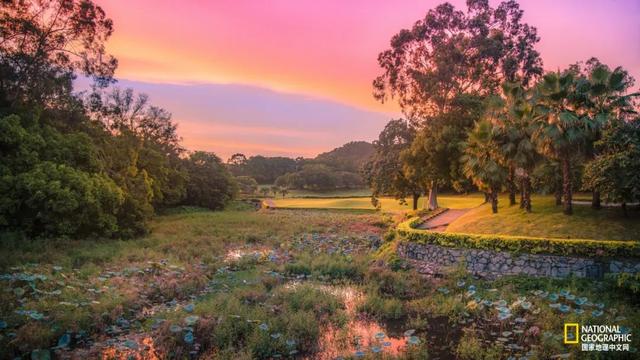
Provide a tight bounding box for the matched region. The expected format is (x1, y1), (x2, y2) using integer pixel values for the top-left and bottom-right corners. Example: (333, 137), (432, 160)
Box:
(271, 193), (485, 211)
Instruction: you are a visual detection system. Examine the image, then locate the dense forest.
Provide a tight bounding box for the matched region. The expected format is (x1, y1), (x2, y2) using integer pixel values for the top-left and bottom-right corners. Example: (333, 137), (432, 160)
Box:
(0, 0), (237, 239)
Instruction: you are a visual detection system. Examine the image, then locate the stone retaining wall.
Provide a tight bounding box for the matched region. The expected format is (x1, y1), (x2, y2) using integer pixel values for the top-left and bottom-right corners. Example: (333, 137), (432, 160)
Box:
(398, 242), (640, 279)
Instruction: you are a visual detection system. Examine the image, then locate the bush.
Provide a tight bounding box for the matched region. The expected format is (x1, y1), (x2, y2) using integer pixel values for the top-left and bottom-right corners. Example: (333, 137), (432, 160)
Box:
(183, 151), (237, 210)
(397, 217), (640, 258)
(4, 162), (124, 237)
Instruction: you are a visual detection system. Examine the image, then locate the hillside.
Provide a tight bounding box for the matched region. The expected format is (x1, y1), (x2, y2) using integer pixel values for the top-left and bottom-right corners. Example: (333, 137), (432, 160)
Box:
(314, 141), (374, 172)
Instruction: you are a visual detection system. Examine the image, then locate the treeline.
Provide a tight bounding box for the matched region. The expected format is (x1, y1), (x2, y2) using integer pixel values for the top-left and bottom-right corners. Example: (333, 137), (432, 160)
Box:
(228, 141), (374, 193)
(0, 0), (236, 238)
(366, 0), (639, 214)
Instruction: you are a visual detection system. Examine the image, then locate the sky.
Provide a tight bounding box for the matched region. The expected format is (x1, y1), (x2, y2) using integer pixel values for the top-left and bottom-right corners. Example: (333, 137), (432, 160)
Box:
(95, 0), (640, 160)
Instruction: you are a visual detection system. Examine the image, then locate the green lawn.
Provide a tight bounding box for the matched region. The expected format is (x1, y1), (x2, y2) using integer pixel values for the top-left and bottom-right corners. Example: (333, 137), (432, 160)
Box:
(271, 193), (485, 211)
(286, 188), (372, 198)
(446, 194), (640, 241)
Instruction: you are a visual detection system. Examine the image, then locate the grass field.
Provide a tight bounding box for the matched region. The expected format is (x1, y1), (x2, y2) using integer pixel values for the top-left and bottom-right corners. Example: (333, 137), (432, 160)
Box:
(446, 195), (640, 241)
(286, 188), (372, 197)
(272, 193), (485, 211)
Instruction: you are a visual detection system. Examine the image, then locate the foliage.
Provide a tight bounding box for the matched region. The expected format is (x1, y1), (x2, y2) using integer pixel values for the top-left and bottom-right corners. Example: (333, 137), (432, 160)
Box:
(275, 164), (363, 191)
(373, 0), (542, 120)
(363, 119), (423, 209)
(608, 272), (640, 297)
(357, 293), (405, 321)
(314, 141), (374, 173)
(0, 1), (236, 238)
(0, 0), (117, 107)
(461, 120), (507, 212)
(227, 155), (298, 184)
(583, 120), (640, 214)
(236, 176), (259, 195)
(183, 152), (237, 210)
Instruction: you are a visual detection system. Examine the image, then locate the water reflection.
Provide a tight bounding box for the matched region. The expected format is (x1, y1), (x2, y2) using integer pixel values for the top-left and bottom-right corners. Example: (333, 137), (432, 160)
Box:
(309, 284), (408, 359)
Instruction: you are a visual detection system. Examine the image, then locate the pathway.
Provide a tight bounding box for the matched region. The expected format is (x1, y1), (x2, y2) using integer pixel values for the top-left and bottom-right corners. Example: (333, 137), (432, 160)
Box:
(417, 208), (470, 232)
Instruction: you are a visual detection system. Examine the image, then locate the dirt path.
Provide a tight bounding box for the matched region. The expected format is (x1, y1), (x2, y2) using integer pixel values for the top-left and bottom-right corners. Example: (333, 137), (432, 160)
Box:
(417, 209), (469, 232)
(263, 199), (276, 208)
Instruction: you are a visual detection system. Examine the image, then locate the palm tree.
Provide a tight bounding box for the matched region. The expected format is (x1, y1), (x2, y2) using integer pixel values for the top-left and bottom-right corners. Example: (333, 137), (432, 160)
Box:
(496, 82), (540, 212)
(582, 63), (638, 209)
(462, 120), (507, 213)
(532, 71), (597, 215)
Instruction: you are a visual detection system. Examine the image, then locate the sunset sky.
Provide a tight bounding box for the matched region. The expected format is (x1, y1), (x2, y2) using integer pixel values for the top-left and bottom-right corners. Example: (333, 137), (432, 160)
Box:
(96, 0), (640, 160)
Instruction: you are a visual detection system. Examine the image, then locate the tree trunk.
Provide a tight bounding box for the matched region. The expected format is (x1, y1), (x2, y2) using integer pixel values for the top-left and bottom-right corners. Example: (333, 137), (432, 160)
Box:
(554, 188), (562, 206)
(412, 193), (419, 211)
(561, 156), (573, 215)
(592, 190), (601, 210)
(491, 187), (499, 214)
(508, 166), (516, 206)
(427, 182), (439, 210)
(523, 175), (532, 213)
(484, 192), (490, 203)
(622, 202), (628, 217)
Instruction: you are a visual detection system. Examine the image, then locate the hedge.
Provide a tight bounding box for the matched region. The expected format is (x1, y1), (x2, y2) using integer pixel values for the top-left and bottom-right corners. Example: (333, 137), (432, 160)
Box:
(397, 217), (640, 259)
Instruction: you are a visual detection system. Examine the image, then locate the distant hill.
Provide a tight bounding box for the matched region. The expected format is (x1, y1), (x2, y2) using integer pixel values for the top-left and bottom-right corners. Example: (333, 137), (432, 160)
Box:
(314, 141), (374, 173)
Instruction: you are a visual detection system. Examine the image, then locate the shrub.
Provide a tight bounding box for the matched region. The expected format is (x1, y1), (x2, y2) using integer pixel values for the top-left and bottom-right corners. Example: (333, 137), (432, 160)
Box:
(397, 217), (640, 258)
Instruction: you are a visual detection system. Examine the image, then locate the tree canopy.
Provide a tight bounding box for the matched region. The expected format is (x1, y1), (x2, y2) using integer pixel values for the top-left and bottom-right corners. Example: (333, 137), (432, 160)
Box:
(0, 0), (237, 238)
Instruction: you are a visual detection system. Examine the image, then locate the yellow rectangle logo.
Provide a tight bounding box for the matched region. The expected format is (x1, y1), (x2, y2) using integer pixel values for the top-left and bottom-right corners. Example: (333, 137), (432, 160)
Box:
(564, 323), (579, 344)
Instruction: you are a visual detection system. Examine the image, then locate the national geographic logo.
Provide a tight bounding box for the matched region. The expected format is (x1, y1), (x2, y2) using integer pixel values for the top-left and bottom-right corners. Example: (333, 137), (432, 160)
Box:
(564, 323), (579, 344)
(564, 323), (632, 352)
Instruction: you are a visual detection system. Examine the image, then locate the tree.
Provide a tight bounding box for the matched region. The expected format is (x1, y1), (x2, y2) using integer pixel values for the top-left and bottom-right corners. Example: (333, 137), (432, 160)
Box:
(315, 141), (374, 172)
(280, 188), (289, 198)
(228, 153), (248, 166)
(183, 151), (237, 210)
(533, 70), (598, 215)
(87, 87), (187, 210)
(401, 94), (485, 209)
(227, 153), (248, 176)
(583, 120), (640, 216)
(461, 120), (507, 213)
(260, 187), (270, 197)
(363, 119), (424, 210)
(239, 156), (297, 184)
(578, 59), (638, 209)
(373, 0), (542, 206)
(495, 82), (540, 212)
(0, 114), (124, 237)
(236, 176), (258, 195)
(0, 0), (117, 107)
(270, 185), (279, 197)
